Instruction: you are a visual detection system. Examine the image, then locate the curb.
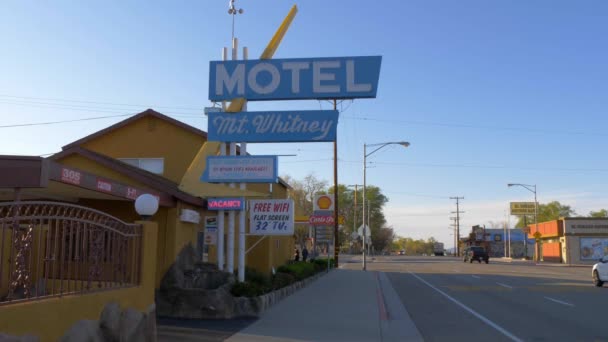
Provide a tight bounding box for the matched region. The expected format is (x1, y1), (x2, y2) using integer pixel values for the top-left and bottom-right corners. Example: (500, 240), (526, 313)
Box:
(251, 269), (333, 317)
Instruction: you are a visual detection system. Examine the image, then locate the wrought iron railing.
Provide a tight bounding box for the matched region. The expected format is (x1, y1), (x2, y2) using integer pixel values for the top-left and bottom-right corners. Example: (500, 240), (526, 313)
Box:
(0, 201), (142, 305)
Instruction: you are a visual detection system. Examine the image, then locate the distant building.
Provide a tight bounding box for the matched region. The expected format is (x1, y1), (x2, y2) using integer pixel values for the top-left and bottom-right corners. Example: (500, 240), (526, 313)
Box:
(461, 226), (535, 259)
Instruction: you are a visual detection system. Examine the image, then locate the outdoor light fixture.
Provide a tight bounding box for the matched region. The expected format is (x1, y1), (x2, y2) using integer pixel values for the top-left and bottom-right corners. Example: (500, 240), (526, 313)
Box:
(135, 194), (159, 220)
(362, 141), (410, 271)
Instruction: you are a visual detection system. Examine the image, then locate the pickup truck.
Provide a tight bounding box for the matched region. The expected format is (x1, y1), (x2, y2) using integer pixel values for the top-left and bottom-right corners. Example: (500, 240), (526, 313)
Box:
(463, 246), (489, 264)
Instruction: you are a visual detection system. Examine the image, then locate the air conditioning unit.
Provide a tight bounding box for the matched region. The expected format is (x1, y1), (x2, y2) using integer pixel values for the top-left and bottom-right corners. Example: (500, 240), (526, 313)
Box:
(180, 209), (201, 224)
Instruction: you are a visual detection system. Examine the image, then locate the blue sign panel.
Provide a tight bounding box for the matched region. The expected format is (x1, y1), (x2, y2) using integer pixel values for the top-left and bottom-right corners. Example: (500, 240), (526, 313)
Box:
(201, 156), (278, 183)
(208, 110), (338, 142)
(207, 197), (245, 211)
(209, 56), (382, 101)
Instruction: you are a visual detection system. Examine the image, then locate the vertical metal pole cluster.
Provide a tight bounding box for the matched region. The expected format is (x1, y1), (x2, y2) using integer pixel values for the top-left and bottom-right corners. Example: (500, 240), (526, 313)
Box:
(450, 197), (464, 256)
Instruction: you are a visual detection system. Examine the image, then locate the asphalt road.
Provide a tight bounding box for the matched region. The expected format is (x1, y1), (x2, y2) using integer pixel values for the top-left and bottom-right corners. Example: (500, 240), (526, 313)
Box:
(343, 255), (608, 342)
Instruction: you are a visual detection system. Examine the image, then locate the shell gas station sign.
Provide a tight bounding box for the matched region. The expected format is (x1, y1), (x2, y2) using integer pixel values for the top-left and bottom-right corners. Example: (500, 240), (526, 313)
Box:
(313, 194), (334, 212)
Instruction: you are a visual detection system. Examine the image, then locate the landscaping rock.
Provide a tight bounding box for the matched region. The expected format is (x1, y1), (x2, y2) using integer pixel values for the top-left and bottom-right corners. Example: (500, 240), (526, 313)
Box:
(59, 320), (104, 342)
(143, 304), (157, 342)
(119, 308), (145, 342)
(99, 302), (121, 342)
(0, 333), (39, 342)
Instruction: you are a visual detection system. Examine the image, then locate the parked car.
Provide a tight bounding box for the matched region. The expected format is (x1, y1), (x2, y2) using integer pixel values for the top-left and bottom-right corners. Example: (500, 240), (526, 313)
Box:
(592, 255), (608, 287)
(463, 246), (489, 264)
(399, 250), (405, 255)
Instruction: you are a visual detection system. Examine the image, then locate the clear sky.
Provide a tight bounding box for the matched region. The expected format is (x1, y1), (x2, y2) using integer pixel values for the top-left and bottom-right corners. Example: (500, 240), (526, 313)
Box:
(2, 1), (608, 248)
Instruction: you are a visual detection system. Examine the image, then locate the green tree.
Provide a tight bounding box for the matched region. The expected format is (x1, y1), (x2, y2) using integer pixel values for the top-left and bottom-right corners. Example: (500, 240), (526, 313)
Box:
(515, 201), (576, 227)
(589, 209), (608, 218)
(282, 173), (328, 249)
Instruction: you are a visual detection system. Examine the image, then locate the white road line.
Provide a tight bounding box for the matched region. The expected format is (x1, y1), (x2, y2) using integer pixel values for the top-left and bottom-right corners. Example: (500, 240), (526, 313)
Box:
(452, 269), (462, 273)
(409, 271), (523, 342)
(544, 296), (575, 307)
(496, 282), (513, 289)
(471, 275), (480, 279)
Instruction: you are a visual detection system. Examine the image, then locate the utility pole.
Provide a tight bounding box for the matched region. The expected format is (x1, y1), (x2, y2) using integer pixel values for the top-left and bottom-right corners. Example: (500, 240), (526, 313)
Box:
(450, 197), (464, 257)
(449, 216), (458, 256)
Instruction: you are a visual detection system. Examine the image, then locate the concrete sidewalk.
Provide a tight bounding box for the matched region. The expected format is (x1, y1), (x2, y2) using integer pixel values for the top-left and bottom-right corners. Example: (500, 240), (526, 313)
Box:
(226, 269), (422, 342)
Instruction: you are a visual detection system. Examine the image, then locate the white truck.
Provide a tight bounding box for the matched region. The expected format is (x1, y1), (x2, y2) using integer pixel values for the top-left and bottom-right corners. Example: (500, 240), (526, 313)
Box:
(433, 242), (445, 256)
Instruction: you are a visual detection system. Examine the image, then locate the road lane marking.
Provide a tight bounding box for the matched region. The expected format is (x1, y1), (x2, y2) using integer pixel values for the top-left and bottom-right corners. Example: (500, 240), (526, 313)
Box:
(471, 275), (480, 279)
(544, 296), (575, 307)
(409, 271), (523, 342)
(452, 269), (461, 273)
(496, 282), (513, 289)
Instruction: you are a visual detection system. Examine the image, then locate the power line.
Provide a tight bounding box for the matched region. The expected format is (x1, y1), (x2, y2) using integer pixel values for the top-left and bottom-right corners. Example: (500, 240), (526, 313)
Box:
(0, 114), (133, 128)
(0, 94), (203, 111)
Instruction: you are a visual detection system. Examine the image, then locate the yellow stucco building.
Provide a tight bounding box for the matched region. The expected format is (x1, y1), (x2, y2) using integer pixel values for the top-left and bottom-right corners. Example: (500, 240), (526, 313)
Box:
(49, 109), (294, 284)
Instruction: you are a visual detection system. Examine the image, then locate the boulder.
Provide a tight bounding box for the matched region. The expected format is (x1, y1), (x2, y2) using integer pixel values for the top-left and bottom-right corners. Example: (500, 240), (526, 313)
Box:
(99, 302), (121, 342)
(0, 333), (39, 342)
(119, 308), (145, 342)
(143, 304), (157, 342)
(59, 320), (104, 342)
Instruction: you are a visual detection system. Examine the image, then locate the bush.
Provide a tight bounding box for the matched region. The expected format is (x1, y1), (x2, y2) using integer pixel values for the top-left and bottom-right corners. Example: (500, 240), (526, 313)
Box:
(245, 267), (271, 288)
(272, 272), (296, 290)
(276, 265), (291, 275)
(276, 261), (316, 281)
(230, 281), (267, 297)
(312, 258), (335, 270)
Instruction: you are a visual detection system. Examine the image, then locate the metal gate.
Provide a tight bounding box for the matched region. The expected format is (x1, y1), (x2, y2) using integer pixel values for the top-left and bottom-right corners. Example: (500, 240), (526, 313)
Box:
(0, 201), (142, 305)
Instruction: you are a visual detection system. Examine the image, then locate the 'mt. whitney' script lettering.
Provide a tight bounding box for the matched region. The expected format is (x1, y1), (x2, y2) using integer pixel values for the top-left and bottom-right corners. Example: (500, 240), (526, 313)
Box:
(208, 110), (338, 143)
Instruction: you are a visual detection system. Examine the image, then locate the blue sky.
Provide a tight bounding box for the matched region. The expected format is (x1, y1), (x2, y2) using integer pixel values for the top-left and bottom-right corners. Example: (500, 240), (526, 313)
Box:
(2, 1), (608, 247)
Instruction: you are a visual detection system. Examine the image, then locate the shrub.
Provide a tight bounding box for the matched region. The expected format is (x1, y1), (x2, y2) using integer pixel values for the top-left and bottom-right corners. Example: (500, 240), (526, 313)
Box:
(230, 281), (267, 297)
(283, 261), (316, 280)
(312, 258), (335, 270)
(272, 272), (296, 290)
(276, 265), (292, 275)
(245, 267), (271, 288)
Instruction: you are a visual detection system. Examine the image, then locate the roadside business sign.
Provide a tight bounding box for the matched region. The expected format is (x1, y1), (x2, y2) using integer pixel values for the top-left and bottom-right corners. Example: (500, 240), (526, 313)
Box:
(204, 216), (218, 245)
(208, 110), (338, 143)
(309, 215), (335, 226)
(249, 199), (294, 235)
(510, 202), (537, 216)
(313, 194), (334, 212)
(207, 197), (245, 211)
(208, 56), (382, 101)
(201, 156), (278, 183)
(315, 226), (334, 243)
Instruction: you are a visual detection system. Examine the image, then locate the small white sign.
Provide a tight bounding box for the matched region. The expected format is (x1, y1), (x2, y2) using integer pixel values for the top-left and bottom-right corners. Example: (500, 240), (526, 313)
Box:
(249, 199), (294, 235)
(204, 216), (218, 245)
(180, 209), (201, 224)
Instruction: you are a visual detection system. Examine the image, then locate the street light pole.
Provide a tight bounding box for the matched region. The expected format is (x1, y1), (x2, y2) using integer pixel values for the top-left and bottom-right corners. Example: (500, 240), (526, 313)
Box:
(362, 144), (367, 271)
(362, 141), (410, 271)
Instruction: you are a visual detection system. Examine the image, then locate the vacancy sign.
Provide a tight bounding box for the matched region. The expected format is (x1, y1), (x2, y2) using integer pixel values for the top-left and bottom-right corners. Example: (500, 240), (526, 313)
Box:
(209, 56), (382, 101)
(249, 199), (294, 236)
(201, 156), (278, 183)
(208, 110), (338, 143)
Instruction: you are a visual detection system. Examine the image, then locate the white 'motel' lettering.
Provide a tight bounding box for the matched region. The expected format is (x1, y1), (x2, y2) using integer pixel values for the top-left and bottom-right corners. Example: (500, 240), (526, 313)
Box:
(215, 60), (372, 96)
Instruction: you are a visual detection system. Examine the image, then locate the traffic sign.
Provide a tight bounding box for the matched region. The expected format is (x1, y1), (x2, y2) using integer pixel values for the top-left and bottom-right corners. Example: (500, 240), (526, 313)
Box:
(533, 231), (542, 240)
(338, 215), (345, 225)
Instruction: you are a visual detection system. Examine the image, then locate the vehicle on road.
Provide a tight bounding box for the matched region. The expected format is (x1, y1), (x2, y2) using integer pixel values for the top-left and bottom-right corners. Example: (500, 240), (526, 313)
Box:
(398, 250), (405, 255)
(463, 246), (489, 264)
(433, 242), (445, 256)
(592, 255), (608, 287)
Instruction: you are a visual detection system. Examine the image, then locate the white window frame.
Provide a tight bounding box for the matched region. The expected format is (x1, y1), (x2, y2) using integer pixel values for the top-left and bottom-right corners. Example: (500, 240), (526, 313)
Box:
(118, 158), (164, 175)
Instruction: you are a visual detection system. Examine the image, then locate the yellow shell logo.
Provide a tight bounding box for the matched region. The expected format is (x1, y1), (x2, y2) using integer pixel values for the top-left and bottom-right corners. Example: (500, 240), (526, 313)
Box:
(317, 195), (332, 210)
